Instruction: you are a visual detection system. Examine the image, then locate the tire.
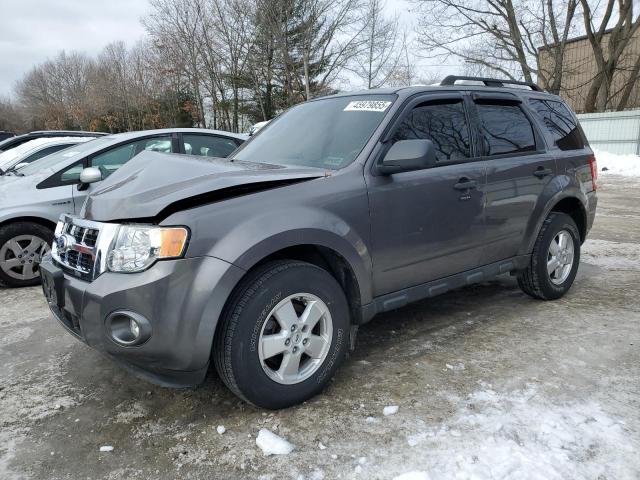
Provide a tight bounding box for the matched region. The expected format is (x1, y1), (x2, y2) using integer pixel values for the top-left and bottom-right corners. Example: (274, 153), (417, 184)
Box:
(517, 212), (580, 300)
(214, 260), (351, 409)
(0, 222), (53, 288)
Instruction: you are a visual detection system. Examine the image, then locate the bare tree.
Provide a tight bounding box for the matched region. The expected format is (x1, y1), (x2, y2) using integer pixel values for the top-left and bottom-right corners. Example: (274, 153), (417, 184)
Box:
(353, 0), (401, 88)
(144, 0), (208, 127)
(295, 0), (369, 100)
(17, 51), (95, 130)
(0, 97), (26, 133)
(579, 0), (640, 112)
(414, 0), (577, 92)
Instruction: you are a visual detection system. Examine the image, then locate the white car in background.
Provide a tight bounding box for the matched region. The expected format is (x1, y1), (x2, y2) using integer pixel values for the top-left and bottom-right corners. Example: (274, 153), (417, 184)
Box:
(0, 137), (97, 175)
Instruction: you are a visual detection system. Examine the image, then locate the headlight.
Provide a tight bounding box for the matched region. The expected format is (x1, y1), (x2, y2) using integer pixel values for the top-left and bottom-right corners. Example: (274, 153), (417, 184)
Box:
(106, 225), (189, 273)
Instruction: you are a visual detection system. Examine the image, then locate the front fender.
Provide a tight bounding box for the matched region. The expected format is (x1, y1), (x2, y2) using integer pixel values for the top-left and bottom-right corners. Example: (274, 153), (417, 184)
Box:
(207, 206), (372, 305)
(0, 207), (63, 228)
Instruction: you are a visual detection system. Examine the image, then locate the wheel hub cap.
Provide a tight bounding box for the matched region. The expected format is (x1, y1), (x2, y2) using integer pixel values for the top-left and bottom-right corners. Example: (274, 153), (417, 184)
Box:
(0, 234), (50, 281)
(547, 230), (575, 285)
(258, 293), (333, 385)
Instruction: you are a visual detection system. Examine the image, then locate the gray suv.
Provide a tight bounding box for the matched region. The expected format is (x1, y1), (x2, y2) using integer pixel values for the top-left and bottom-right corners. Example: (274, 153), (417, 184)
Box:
(40, 77), (597, 409)
(0, 128), (246, 287)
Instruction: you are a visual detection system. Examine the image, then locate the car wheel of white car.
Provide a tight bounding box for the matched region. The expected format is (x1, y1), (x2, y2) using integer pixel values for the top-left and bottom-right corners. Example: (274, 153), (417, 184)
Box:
(0, 222), (53, 288)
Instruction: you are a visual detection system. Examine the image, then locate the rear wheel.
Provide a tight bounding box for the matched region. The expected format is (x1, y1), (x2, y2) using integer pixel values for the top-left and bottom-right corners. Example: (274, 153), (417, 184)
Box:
(0, 222), (53, 288)
(517, 212), (580, 300)
(214, 260), (350, 409)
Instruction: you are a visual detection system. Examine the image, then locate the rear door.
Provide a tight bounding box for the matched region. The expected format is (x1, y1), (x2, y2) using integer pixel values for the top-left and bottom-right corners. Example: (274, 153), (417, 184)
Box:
(472, 93), (556, 263)
(365, 93), (487, 296)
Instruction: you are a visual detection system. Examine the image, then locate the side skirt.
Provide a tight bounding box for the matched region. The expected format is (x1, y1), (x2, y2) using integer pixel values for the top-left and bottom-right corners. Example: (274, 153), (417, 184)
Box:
(358, 255), (531, 324)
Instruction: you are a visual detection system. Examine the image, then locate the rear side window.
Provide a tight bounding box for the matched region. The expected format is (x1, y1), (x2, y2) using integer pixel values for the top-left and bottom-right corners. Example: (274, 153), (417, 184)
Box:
(392, 101), (471, 162)
(477, 103), (536, 156)
(183, 134), (239, 158)
(529, 99), (584, 150)
(22, 144), (71, 164)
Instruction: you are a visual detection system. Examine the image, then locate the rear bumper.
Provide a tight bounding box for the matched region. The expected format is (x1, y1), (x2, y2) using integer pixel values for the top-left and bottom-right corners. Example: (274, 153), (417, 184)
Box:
(585, 190), (597, 237)
(40, 255), (245, 387)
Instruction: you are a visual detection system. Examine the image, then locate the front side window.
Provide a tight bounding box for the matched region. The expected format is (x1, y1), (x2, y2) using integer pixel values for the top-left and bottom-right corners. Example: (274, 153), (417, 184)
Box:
(477, 103), (536, 156)
(529, 99), (584, 151)
(90, 136), (172, 179)
(183, 134), (239, 158)
(232, 95), (395, 170)
(59, 136), (173, 183)
(392, 101), (471, 163)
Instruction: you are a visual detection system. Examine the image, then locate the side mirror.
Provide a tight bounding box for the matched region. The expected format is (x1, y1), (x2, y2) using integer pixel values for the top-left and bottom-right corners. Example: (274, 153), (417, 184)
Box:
(77, 167), (102, 191)
(377, 139), (437, 175)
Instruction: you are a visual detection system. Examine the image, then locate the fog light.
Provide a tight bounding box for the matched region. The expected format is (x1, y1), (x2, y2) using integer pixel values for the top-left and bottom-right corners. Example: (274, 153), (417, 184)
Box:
(105, 311), (151, 346)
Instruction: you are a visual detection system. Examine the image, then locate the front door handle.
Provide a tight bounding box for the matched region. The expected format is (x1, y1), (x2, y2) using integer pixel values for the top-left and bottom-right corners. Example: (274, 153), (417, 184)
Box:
(533, 167), (553, 178)
(453, 178), (477, 190)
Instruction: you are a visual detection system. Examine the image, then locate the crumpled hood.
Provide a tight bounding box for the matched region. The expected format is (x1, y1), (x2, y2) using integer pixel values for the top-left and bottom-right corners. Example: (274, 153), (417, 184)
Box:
(82, 151), (327, 221)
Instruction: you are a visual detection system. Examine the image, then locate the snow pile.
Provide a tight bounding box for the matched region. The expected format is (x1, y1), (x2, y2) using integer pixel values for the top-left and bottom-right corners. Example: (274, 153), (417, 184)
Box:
(99, 446), (114, 452)
(594, 149), (640, 177)
(383, 405), (399, 416)
(255, 428), (295, 456)
(402, 384), (638, 479)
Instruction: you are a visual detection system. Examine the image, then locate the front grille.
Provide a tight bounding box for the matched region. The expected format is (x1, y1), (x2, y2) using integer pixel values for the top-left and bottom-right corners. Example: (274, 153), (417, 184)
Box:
(65, 224), (99, 248)
(52, 215), (106, 280)
(60, 250), (93, 274)
(52, 214), (119, 282)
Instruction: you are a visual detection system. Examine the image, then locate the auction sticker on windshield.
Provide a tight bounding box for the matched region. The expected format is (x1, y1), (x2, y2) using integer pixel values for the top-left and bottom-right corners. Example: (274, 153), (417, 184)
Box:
(344, 100), (392, 112)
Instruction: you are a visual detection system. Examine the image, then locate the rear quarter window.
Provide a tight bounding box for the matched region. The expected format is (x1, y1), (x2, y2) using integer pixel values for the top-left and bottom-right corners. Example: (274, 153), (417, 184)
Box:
(529, 98), (585, 151)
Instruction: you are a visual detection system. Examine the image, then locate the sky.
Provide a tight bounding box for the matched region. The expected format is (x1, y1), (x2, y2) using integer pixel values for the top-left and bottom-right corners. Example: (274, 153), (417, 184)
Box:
(0, 0), (150, 97)
(0, 0), (450, 98)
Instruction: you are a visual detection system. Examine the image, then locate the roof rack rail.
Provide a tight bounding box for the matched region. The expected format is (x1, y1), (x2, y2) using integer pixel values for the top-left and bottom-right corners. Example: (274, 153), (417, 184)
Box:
(440, 75), (543, 92)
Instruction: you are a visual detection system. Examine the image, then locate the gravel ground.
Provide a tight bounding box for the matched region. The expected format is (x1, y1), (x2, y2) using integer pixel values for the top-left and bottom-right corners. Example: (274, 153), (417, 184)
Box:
(1, 175), (639, 480)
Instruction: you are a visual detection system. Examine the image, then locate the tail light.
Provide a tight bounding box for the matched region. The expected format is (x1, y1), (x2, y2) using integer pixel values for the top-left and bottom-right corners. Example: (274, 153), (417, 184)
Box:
(588, 155), (597, 191)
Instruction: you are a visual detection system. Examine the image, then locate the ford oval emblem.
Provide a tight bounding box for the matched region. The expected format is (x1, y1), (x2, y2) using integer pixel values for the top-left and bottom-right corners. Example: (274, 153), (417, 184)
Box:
(56, 235), (69, 252)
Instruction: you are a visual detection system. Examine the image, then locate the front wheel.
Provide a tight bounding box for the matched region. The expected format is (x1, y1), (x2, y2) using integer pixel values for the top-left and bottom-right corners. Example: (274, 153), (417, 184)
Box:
(518, 212), (580, 300)
(0, 222), (53, 288)
(214, 260), (351, 409)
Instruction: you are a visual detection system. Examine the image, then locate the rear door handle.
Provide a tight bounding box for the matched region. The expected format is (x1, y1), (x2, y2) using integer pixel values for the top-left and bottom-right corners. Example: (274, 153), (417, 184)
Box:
(533, 167), (553, 178)
(453, 178), (477, 190)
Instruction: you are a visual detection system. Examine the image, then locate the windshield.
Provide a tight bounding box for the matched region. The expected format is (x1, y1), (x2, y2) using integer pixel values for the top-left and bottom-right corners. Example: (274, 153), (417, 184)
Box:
(232, 95), (396, 169)
(18, 136), (115, 176)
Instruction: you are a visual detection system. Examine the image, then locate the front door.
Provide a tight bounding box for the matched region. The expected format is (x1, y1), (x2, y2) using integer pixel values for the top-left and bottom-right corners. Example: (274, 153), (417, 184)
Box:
(365, 95), (487, 296)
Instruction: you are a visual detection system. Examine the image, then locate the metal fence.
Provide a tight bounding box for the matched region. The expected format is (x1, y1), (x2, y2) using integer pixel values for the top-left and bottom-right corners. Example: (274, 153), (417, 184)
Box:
(577, 109), (640, 155)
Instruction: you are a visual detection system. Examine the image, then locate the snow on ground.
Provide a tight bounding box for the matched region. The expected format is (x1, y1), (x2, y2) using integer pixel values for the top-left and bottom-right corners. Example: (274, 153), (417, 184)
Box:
(255, 428), (295, 456)
(595, 149), (640, 177)
(397, 383), (638, 480)
(582, 239), (640, 270)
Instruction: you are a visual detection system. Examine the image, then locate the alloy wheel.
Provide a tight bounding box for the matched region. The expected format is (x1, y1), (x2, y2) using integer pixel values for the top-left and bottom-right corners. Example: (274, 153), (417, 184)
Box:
(258, 293), (333, 385)
(0, 234), (50, 281)
(547, 230), (575, 285)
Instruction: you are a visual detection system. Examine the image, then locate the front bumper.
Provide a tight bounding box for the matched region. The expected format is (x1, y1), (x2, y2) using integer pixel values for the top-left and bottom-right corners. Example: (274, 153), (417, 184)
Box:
(40, 255), (245, 387)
